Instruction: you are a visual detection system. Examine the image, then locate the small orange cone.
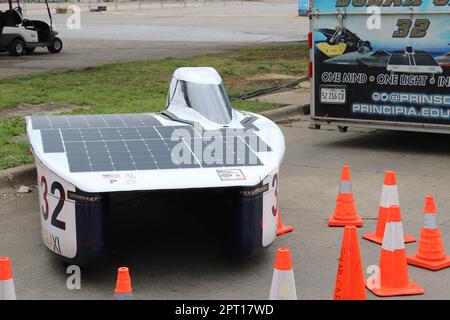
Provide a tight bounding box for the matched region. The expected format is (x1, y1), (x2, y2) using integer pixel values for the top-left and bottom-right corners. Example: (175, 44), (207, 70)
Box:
(276, 211), (294, 236)
(407, 195), (450, 271)
(0, 257), (16, 300)
(269, 248), (297, 300)
(366, 206), (424, 297)
(333, 226), (367, 300)
(328, 165), (363, 227)
(114, 267), (133, 300)
(363, 171), (415, 244)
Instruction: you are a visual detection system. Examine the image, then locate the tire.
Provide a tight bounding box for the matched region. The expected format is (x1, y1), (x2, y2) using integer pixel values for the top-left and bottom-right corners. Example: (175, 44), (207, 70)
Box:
(25, 47), (36, 54)
(47, 37), (63, 54)
(8, 39), (25, 56)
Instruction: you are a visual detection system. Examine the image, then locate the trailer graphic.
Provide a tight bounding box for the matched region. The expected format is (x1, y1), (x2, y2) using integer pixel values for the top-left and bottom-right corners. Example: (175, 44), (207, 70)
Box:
(309, 0), (450, 133)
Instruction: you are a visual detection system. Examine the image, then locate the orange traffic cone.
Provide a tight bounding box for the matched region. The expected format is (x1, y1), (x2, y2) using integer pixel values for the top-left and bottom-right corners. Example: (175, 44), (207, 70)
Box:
(276, 211), (294, 236)
(363, 171), (415, 244)
(114, 267), (133, 300)
(407, 195), (450, 271)
(269, 248), (297, 300)
(366, 205), (424, 297)
(328, 165), (363, 227)
(0, 257), (16, 300)
(334, 226), (366, 300)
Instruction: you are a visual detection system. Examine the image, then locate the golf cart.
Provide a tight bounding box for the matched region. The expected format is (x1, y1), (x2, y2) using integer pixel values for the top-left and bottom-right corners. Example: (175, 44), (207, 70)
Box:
(0, 0), (62, 56)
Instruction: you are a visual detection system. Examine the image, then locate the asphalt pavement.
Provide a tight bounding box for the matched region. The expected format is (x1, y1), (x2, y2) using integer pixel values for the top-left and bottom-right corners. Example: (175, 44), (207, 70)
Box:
(1, 118), (449, 300)
(0, 0), (449, 301)
(0, 0), (307, 78)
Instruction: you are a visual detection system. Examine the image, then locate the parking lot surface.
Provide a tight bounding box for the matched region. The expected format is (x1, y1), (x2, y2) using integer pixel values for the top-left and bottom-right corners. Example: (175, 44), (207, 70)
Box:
(0, 0), (307, 78)
(1, 119), (449, 300)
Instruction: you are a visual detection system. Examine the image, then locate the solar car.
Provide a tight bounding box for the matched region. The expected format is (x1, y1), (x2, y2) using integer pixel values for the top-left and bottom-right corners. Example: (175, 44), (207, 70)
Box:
(26, 67), (286, 266)
(387, 46), (443, 75)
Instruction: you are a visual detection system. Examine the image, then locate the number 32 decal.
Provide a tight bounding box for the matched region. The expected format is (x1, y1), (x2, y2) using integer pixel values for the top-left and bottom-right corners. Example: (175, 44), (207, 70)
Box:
(41, 176), (66, 231)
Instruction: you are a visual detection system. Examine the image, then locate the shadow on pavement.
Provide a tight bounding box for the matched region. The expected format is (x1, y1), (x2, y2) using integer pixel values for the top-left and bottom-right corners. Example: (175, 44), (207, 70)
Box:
(45, 190), (270, 299)
(325, 130), (450, 156)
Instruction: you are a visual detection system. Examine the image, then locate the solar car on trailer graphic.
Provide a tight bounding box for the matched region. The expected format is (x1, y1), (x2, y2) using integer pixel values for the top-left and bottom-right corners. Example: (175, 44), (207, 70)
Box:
(387, 46), (443, 75)
(26, 67), (286, 266)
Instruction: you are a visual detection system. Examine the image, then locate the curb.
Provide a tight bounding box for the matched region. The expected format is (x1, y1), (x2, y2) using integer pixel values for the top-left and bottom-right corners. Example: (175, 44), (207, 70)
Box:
(261, 104), (310, 122)
(0, 105), (310, 189)
(0, 164), (37, 190)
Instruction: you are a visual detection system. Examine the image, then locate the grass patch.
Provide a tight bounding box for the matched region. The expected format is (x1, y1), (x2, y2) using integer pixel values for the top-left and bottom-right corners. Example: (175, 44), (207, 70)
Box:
(0, 42), (308, 169)
(0, 117), (34, 169)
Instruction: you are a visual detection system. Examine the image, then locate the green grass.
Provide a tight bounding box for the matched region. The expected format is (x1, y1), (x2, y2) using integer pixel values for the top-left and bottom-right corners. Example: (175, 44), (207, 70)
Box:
(0, 43), (308, 169)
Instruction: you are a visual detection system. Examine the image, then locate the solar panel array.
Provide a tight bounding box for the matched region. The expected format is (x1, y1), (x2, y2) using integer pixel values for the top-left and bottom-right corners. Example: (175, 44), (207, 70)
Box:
(389, 51), (440, 67)
(31, 114), (270, 173)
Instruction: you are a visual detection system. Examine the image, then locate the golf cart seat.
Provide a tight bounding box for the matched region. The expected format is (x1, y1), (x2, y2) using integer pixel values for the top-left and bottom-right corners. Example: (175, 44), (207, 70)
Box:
(22, 19), (53, 43)
(2, 8), (23, 27)
(0, 10), (6, 30)
(22, 19), (50, 32)
(0, 11), (4, 31)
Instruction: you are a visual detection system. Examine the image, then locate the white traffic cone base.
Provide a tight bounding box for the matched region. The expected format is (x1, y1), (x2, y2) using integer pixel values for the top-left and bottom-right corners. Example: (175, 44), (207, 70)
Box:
(269, 269), (297, 300)
(0, 279), (17, 300)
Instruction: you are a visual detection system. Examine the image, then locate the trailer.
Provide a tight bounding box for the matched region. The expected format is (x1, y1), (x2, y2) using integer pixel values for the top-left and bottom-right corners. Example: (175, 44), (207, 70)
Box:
(306, 0), (450, 134)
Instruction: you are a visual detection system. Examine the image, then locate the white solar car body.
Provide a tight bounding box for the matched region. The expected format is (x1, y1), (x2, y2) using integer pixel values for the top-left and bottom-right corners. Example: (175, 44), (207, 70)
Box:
(26, 67), (286, 265)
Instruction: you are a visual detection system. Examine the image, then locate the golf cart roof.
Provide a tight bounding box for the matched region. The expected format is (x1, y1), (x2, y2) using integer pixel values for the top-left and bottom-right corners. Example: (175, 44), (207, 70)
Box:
(7, 0), (50, 5)
(5, 0), (52, 18)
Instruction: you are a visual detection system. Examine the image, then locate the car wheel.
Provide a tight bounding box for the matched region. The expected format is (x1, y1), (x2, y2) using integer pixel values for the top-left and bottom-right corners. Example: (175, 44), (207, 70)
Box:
(8, 39), (25, 56)
(47, 37), (63, 54)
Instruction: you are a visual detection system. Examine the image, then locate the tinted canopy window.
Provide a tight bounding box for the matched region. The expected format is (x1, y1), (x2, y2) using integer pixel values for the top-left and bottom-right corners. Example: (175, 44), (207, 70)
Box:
(179, 81), (233, 125)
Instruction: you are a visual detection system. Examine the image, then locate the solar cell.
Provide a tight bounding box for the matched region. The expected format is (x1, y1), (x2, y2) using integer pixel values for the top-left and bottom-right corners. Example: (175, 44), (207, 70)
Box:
(389, 50), (440, 67)
(41, 129), (65, 153)
(414, 52), (440, 67)
(388, 53), (410, 66)
(32, 114), (163, 130)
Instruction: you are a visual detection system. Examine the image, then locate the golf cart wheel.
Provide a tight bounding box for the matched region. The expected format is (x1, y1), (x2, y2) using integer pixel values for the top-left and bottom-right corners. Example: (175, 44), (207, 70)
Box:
(8, 39), (25, 56)
(25, 47), (36, 54)
(48, 37), (63, 54)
